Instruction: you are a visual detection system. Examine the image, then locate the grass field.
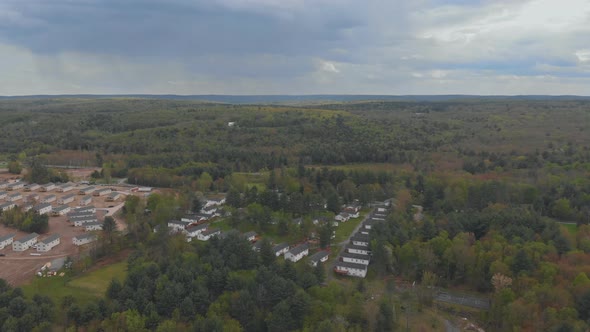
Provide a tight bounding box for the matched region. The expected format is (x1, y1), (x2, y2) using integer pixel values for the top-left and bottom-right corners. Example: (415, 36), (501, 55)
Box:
(560, 222), (578, 235)
(333, 210), (368, 243)
(22, 261), (128, 304)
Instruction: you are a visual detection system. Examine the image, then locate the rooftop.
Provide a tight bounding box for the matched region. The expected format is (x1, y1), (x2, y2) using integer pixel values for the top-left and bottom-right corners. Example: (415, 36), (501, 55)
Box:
(288, 243), (309, 256)
(0, 233), (16, 242)
(309, 251), (329, 262)
(335, 261), (368, 271)
(39, 234), (60, 244)
(16, 233), (39, 243)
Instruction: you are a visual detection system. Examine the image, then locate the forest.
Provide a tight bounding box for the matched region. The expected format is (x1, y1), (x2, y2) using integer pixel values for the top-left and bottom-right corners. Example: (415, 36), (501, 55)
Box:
(0, 97), (589, 331)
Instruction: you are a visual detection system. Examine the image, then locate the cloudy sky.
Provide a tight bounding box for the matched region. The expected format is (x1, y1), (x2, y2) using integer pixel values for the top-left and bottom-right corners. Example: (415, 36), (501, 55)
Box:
(1, 0), (589, 95)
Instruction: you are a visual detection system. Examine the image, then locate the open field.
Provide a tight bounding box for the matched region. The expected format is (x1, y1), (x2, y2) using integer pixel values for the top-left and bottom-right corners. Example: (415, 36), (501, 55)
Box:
(22, 260), (127, 304)
(560, 222), (578, 235)
(333, 210), (368, 243)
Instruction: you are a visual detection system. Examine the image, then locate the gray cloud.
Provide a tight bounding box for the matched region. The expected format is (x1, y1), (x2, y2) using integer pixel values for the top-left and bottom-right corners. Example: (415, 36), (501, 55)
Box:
(0, 0), (589, 95)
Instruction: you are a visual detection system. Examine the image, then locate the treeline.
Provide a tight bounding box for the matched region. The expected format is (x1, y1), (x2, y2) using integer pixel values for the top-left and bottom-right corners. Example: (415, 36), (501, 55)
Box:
(3, 98), (589, 176)
(0, 280), (54, 331)
(363, 172), (590, 330)
(48, 232), (398, 331)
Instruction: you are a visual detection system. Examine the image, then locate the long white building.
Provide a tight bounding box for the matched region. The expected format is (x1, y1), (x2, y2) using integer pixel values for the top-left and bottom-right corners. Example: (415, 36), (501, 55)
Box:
(36, 234), (60, 252)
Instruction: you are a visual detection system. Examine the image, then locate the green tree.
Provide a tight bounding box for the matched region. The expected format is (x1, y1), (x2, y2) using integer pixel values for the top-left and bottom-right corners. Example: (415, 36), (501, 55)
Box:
(7, 161), (22, 175)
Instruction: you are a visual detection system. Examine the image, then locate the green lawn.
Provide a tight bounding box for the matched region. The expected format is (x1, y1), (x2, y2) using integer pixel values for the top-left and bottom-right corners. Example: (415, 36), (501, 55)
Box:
(560, 223), (578, 235)
(333, 210), (368, 243)
(23, 261), (128, 304)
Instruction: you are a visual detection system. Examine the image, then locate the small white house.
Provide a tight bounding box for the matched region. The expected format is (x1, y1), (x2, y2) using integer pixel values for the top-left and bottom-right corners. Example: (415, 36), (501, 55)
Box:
(58, 193), (76, 204)
(68, 211), (97, 220)
(0, 234), (16, 250)
(334, 261), (368, 278)
(185, 224), (208, 241)
(351, 234), (370, 247)
(78, 186), (96, 195)
(56, 183), (75, 193)
(36, 234), (60, 252)
(79, 195), (93, 206)
(204, 196), (226, 208)
(40, 183), (56, 192)
(0, 191), (7, 200)
(73, 233), (98, 246)
(84, 222), (103, 231)
(22, 204), (34, 212)
(346, 244), (371, 256)
(168, 220), (191, 232)
(272, 243), (290, 257)
(12, 233), (39, 251)
(242, 231), (257, 242)
(197, 228), (221, 241)
(71, 205), (96, 214)
(335, 212), (350, 222)
(52, 205), (71, 216)
(308, 251), (330, 267)
(93, 188), (112, 196)
(200, 205), (219, 216)
(341, 252), (371, 265)
(6, 193), (23, 202)
(285, 243), (309, 263)
(34, 203), (53, 215)
(24, 183), (40, 192)
(73, 218), (98, 227)
(41, 195), (56, 203)
(7, 182), (25, 191)
(181, 214), (209, 223)
(0, 181), (8, 189)
(0, 202), (16, 212)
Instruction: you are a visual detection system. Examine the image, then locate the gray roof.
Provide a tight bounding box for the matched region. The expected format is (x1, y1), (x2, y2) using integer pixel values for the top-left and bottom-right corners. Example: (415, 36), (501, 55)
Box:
(73, 205), (95, 212)
(340, 251), (371, 261)
(61, 193), (77, 199)
(186, 224), (207, 232)
(345, 243), (372, 252)
(53, 205), (70, 212)
(0, 202), (15, 208)
(168, 220), (190, 226)
(15, 233), (39, 243)
(34, 203), (52, 210)
(202, 228), (221, 236)
(335, 261), (368, 271)
(0, 191), (7, 196)
(351, 233), (370, 242)
(273, 242), (289, 253)
(108, 192), (120, 197)
(69, 216), (97, 222)
(288, 243), (309, 256)
(68, 211), (96, 217)
(40, 234), (60, 244)
(0, 233), (16, 242)
(8, 193), (22, 197)
(309, 251), (329, 262)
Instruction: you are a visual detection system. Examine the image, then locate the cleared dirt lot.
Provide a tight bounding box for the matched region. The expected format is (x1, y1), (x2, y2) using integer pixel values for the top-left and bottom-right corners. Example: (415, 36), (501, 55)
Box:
(0, 180), (140, 286)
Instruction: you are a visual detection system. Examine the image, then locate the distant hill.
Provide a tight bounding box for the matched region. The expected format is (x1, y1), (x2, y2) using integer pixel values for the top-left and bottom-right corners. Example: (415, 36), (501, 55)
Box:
(1, 94), (590, 104)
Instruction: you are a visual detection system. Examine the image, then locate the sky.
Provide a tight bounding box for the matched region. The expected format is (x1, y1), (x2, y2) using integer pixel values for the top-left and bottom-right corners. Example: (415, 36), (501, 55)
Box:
(0, 0), (589, 95)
